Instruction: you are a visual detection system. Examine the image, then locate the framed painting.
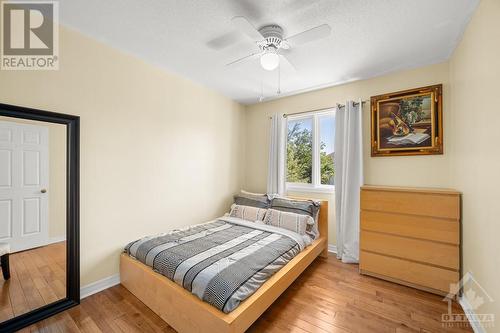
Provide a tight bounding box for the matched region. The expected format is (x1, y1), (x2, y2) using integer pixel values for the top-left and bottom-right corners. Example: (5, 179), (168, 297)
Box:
(370, 84), (443, 157)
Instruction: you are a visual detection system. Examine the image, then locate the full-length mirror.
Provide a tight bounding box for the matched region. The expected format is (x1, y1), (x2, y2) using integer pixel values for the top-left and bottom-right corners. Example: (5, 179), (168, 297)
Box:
(0, 104), (79, 332)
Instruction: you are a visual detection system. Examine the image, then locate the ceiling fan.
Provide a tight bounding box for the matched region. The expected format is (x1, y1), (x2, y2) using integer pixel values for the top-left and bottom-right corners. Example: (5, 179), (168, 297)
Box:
(226, 16), (332, 71)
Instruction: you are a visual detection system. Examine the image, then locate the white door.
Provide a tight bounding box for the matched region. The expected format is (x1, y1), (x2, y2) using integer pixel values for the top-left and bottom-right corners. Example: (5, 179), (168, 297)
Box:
(0, 121), (49, 252)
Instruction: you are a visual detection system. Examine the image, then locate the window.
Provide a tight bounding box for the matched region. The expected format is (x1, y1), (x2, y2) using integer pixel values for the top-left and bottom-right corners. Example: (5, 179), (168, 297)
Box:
(286, 110), (335, 193)
(286, 117), (313, 184)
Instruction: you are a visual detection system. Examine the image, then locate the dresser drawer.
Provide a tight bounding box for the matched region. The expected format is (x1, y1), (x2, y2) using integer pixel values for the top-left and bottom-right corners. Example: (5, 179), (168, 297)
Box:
(361, 189), (460, 220)
(360, 251), (459, 294)
(361, 210), (459, 244)
(361, 231), (459, 270)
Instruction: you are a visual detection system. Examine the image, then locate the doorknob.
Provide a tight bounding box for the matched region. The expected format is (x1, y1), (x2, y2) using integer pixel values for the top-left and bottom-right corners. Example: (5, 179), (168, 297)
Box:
(41, 189), (47, 193)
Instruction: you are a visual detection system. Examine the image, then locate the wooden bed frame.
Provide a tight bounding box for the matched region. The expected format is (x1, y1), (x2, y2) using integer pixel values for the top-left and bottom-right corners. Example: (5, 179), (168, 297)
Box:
(120, 200), (328, 333)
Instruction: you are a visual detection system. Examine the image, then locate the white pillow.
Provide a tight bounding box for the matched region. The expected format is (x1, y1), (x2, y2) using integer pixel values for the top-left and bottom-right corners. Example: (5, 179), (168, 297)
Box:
(229, 204), (267, 221)
(240, 189), (266, 196)
(263, 209), (314, 235)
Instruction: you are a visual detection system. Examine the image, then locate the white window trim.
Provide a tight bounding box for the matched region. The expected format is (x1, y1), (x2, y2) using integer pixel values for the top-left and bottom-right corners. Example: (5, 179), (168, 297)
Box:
(285, 109), (335, 194)
(286, 182), (335, 194)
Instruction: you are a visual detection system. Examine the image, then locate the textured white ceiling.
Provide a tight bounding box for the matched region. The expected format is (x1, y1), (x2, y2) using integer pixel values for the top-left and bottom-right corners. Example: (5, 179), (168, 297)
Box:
(59, 0), (478, 104)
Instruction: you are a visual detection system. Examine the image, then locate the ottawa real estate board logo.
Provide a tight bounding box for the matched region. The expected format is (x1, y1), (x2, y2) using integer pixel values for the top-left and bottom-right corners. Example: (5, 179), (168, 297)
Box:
(442, 272), (495, 329)
(1, 1), (59, 70)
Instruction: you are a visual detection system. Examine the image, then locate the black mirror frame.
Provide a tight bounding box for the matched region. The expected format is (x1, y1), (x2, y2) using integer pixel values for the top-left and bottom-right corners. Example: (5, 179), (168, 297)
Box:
(0, 103), (80, 332)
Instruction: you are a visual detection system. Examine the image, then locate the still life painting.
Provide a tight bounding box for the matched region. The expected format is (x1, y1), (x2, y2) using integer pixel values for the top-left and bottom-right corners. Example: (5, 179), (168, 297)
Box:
(371, 84), (443, 156)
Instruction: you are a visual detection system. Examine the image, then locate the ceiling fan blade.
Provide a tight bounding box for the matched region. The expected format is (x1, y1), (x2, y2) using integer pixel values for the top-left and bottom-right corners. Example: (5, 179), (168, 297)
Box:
(280, 54), (297, 72)
(225, 52), (261, 67)
(285, 24), (331, 47)
(231, 16), (264, 42)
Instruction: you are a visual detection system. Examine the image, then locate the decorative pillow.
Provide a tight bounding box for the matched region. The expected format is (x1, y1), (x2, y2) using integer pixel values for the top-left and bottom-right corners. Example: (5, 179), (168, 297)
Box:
(270, 197), (319, 217)
(263, 209), (314, 236)
(234, 191), (270, 209)
(270, 197), (321, 239)
(229, 204), (267, 221)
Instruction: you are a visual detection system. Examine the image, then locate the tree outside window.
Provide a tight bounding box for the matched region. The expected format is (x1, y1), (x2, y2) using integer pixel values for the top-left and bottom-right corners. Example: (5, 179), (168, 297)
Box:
(286, 111), (335, 192)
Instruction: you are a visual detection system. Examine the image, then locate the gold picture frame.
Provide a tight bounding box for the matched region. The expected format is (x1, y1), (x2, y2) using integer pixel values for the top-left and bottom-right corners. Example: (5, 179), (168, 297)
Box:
(371, 84), (443, 157)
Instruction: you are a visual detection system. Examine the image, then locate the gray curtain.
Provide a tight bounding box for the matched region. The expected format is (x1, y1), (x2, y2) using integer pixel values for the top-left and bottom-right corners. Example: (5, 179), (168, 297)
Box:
(334, 100), (364, 263)
(267, 113), (286, 195)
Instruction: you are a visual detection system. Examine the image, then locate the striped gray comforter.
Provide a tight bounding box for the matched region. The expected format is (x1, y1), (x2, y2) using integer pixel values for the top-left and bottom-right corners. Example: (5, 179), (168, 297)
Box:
(124, 217), (307, 313)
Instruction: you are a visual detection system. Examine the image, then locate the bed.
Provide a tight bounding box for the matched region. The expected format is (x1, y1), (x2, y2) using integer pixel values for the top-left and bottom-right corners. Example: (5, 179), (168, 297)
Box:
(120, 198), (328, 333)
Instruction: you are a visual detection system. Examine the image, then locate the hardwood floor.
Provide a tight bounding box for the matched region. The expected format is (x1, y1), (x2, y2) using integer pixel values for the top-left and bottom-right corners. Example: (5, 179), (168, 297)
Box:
(20, 255), (472, 333)
(1, 242), (66, 323)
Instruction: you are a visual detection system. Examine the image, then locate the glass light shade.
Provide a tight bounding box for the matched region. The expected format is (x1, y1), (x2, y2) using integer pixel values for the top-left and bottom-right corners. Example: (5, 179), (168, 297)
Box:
(260, 52), (280, 71)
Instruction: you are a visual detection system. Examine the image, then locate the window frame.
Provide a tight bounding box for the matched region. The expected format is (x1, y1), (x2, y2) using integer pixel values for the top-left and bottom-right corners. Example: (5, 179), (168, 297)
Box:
(285, 109), (335, 194)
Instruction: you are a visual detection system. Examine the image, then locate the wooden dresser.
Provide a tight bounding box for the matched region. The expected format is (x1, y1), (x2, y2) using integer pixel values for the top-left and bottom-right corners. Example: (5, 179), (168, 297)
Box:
(359, 186), (461, 296)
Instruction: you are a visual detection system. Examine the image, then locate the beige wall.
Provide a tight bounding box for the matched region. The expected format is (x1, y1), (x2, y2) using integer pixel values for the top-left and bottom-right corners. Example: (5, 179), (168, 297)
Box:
(0, 27), (246, 286)
(0, 117), (66, 239)
(449, 0), (500, 327)
(245, 62), (451, 244)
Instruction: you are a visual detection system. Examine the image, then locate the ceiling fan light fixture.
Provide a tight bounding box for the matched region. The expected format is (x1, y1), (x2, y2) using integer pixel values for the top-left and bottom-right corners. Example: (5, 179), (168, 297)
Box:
(260, 51), (280, 71)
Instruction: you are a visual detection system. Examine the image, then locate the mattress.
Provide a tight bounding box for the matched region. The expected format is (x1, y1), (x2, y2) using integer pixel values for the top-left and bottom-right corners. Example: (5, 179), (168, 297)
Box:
(124, 217), (308, 313)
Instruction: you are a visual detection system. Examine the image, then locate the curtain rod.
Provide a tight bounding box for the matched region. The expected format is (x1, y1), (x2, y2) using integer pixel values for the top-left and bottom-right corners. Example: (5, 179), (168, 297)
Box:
(280, 100), (368, 118)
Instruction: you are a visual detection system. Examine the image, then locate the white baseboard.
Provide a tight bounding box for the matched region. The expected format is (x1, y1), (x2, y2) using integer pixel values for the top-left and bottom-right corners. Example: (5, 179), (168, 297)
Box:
(47, 236), (66, 245)
(80, 274), (120, 299)
(458, 295), (487, 333)
(327, 244), (337, 254)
